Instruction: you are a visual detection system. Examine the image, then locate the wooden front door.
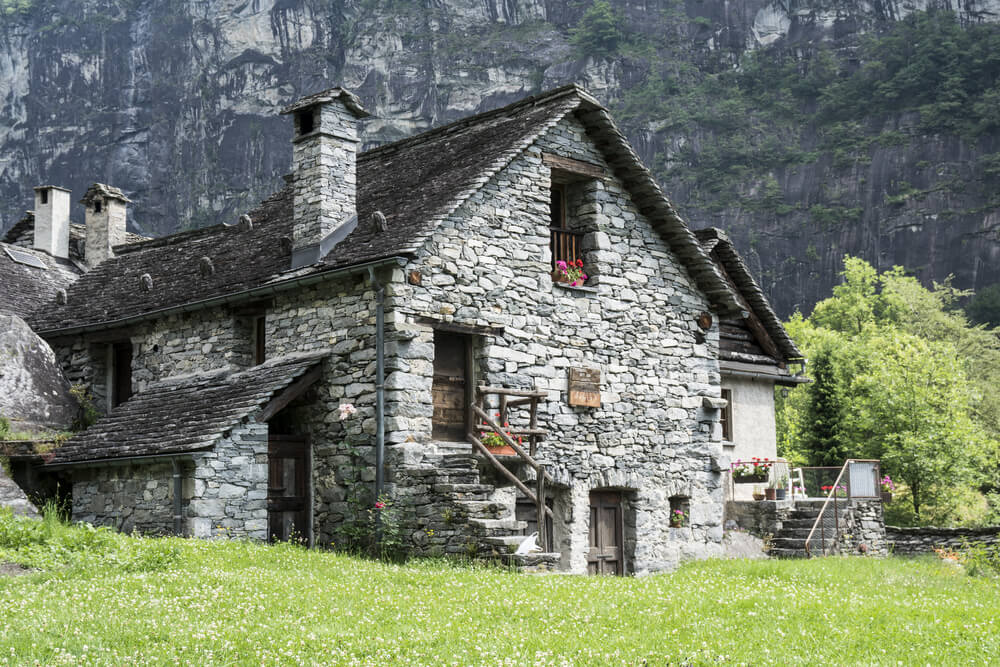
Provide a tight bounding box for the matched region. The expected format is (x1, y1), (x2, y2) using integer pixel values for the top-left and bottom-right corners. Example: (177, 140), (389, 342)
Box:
(588, 491), (624, 575)
(432, 331), (471, 441)
(267, 435), (310, 543)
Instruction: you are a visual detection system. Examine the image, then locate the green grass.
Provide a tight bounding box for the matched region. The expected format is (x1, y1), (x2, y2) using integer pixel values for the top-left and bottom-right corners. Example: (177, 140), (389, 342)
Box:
(1, 512), (998, 665)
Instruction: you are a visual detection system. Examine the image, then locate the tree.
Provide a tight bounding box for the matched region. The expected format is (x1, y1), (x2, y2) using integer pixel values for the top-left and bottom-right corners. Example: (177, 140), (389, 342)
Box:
(570, 1), (623, 59)
(966, 283), (1000, 328)
(777, 256), (1000, 524)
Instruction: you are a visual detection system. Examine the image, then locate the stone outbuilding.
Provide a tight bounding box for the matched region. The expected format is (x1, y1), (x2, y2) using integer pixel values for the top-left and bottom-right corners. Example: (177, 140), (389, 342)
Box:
(3, 85), (806, 574)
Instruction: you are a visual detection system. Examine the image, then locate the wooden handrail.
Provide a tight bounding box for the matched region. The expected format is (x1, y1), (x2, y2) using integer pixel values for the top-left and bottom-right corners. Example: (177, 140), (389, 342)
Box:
(468, 432), (554, 519)
(472, 405), (554, 484)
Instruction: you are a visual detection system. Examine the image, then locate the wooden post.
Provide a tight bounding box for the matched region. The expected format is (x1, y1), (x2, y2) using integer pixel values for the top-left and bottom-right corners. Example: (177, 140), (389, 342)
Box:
(536, 468), (547, 551)
(529, 397), (539, 457)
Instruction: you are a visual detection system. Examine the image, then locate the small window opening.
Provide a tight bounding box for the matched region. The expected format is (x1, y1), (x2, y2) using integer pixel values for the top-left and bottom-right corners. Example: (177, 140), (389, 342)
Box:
(296, 109), (315, 136)
(254, 315), (266, 365)
(720, 388), (733, 442)
(669, 496), (690, 528)
(111, 341), (133, 408)
(94, 199), (103, 213)
(40, 189), (48, 205)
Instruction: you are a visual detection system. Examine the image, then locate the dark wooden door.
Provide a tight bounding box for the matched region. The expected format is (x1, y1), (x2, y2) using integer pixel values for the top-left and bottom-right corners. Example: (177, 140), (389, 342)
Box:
(267, 435), (310, 543)
(588, 491), (624, 575)
(432, 332), (470, 441)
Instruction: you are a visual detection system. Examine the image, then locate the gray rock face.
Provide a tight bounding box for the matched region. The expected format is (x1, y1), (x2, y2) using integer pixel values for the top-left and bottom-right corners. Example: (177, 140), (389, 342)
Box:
(0, 1), (998, 315)
(0, 312), (77, 434)
(0, 468), (38, 518)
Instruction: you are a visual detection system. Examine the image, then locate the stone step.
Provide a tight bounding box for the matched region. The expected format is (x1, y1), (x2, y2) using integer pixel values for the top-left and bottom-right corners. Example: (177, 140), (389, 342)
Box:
(441, 453), (478, 468)
(431, 483), (494, 499)
(771, 537), (806, 549)
(468, 516), (528, 533)
(782, 518), (818, 530)
(774, 527), (815, 539)
(790, 510), (822, 520)
(769, 547), (810, 559)
(437, 471), (479, 485)
(453, 499), (512, 519)
(481, 535), (530, 549)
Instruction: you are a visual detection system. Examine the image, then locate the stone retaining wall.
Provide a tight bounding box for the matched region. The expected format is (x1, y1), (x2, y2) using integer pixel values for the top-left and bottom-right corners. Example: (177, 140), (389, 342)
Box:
(886, 525), (1000, 555)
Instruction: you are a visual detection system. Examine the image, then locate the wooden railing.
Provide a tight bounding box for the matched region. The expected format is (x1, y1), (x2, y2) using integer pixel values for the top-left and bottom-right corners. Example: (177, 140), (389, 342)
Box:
(550, 227), (584, 269)
(467, 385), (552, 551)
(804, 459), (881, 557)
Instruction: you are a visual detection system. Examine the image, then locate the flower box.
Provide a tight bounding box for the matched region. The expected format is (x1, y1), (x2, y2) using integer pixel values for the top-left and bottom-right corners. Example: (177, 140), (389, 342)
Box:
(733, 473), (767, 484)
(880, 491), (893, 503)
(486, 444), (517, 457)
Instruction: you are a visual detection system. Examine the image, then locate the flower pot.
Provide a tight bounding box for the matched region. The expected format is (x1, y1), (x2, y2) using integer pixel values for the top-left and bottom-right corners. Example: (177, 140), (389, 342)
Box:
(551, 270), (571, 284)
(880, 491), (893, 503)
(670, 520), (683, 528)
(774, 488), (787, 501)
(733, 473), (768, 484)
(752, 493), (765, 502)
(486, 444), (517, 457)
(764, 488), (777, 501)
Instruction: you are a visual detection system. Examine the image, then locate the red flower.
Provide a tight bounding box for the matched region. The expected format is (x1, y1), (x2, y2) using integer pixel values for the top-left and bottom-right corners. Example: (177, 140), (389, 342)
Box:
(374, 501), (386, 510)
(576, 258), (584, 267)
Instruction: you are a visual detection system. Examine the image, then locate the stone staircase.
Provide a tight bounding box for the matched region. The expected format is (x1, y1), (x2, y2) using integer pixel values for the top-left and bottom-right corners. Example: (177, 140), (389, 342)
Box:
(396, 447), (560, 572)
(768, 500), (828, 559)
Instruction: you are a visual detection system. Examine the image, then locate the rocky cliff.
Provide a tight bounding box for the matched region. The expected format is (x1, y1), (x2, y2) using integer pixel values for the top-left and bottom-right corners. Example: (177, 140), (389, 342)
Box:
(0, 0), (997, 315)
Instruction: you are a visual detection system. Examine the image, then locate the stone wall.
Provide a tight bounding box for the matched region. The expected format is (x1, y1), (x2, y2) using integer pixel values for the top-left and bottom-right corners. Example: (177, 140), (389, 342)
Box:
(840, 499), (887, 556)
(725, 499), (794, 537)
(72, 460), (177, 535)
(72, 420), (269, 539)
(385, 115), (726, 573)
(187, 421), (269, 540)
(886, 525), (1000, 555)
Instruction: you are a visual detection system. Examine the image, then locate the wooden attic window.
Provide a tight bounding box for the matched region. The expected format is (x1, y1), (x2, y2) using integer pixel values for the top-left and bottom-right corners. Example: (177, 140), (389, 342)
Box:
(544, 153), (605, 279)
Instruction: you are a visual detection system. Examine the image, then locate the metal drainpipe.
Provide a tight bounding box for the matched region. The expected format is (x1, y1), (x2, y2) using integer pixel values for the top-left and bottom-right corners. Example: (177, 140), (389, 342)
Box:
(367, 266), (386, 542)
(171, 457), (183, 536)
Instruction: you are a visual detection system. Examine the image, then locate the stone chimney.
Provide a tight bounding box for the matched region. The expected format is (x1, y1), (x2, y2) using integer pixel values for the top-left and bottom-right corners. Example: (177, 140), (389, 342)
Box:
(32, 186), (71, 259)
(280, 87), (368, 268)
(81, 183), (131, 268)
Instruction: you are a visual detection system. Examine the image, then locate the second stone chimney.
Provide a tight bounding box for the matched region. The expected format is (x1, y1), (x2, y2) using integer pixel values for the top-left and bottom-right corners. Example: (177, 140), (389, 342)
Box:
(81, 183), (131, 268)
(280, 87), (368, 268)
(33, 185), (71, 259)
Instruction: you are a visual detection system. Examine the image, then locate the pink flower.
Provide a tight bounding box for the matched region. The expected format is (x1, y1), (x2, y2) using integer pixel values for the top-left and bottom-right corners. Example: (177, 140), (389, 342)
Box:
(556, 260), (568, 271)
(338, 403), (357, 420)
(374, 501), (386, 510)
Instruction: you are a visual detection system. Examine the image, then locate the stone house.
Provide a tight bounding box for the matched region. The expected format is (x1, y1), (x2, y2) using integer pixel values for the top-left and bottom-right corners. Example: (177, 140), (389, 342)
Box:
(4, 85), (804, 574)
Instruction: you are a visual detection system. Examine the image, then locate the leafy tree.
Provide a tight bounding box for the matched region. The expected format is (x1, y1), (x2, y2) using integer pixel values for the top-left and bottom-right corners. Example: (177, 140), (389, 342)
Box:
(966, 284), (1000, 328)
(778, 257), (1000, 524)
(570, 1), (623, 59)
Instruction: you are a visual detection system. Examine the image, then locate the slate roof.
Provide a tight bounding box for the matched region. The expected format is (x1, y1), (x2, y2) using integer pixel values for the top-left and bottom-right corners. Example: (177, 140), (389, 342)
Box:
(0, 242), (81, 319)
(695, 227), (802, 361)
(46, 352), (326, 464)
(2, 212), (148, 263)
(30, 84), (740, 334)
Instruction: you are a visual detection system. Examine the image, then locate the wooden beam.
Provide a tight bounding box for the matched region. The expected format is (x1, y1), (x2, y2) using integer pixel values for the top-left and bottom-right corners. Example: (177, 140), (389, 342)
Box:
(477, 386), (547, 398)
(542, 152), (608, 181)
(258, 365), (322, 423)
(416, 317), (504, 337)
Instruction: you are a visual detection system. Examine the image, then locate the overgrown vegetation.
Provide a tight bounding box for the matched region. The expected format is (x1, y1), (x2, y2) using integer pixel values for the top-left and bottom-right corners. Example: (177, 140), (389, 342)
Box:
(1, 512), (998, 664)
(778, 257), (1000, 526)
(610, 7), (1000, 214)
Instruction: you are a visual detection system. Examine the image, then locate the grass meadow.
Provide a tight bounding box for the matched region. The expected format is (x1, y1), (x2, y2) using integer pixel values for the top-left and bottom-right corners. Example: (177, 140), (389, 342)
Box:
(1, 510), (998, 665)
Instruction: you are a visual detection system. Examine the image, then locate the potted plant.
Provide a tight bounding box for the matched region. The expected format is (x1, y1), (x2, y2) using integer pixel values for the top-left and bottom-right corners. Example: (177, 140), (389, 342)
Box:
(552, 258), (588, 287)
(752, 486), (765, 501)
(733, 458), (772, 484)
(774, 475), (788, 501)
(479, 419), (521, 456)
(880, 474), (895, 503)
(669, 509), (687, 528)
(821, 484), (848, 498)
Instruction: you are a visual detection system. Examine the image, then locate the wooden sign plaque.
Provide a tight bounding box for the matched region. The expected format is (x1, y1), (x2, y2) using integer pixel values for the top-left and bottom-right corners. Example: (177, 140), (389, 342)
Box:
(568, 367), (601, 407)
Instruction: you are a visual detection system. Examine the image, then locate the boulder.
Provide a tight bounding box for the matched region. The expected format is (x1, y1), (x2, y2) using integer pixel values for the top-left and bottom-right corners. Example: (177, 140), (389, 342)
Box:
(0, 312), (78, 435)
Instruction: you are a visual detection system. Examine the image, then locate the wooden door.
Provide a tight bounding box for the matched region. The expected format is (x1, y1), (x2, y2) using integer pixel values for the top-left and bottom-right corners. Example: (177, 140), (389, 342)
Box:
(588, 491), (624, 575)
(267, 435), (310, 543)
(432, 332), (471, 441)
